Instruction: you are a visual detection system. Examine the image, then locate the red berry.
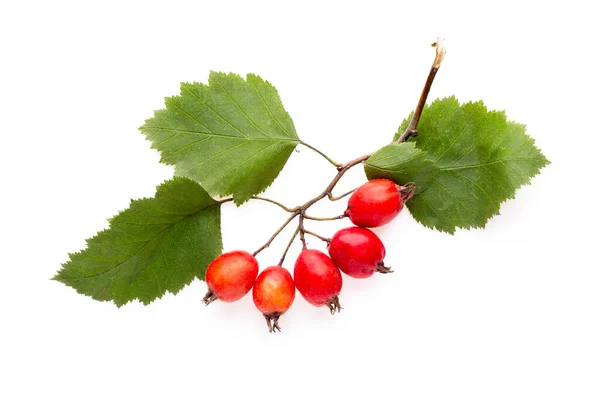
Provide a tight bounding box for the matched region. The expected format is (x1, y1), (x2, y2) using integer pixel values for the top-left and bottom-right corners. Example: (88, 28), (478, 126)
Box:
(328, 227), (390, 279)
(294, 249), (343, 314)
(253, 266), (295, 333)
(203, 250), (259, 304)
(345, 179), (408, 227)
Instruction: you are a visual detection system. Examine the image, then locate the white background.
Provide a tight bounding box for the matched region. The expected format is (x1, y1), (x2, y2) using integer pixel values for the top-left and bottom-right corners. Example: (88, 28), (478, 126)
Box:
(1, 1), (598, 399)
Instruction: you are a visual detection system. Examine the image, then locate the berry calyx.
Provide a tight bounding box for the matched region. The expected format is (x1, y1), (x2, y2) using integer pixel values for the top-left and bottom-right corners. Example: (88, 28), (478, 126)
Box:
(253, 266), (296, 333)
(203, 250), (259, 305)
(328, 227), (390, 279)
(345, 179), (415, 227)
(293, 249), (343, 314)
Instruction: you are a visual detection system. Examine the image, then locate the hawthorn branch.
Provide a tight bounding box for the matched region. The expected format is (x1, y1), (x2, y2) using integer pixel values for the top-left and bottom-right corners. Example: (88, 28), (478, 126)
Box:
(396, 37), (446, 143)
(252, 212), (299, 257)
(248, 39), (444, 259)
(298, 153), (372, 212)
(250, 154), (369, 259)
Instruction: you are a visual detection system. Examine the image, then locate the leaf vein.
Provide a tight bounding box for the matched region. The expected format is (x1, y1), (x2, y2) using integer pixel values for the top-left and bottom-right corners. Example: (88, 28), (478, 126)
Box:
(249, 79), (295, 139)
(439, 157), (547, 171)
(450, 169), (496, 204)
(144, 126), (299, 142)
(177, 140), (250, 176)
(182, 84), (249, 138)
(204, 141), (283, 187)
(432, 177), (481, 222)
(433, 111), (475, 163)
(213, 75), (270, 138)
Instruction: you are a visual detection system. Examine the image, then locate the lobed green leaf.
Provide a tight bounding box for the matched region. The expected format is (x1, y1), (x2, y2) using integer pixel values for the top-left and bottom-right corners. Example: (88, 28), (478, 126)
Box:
(384, 96), (549, 233)
(140, 72), (300, 205)
(53, 177), (222, 306)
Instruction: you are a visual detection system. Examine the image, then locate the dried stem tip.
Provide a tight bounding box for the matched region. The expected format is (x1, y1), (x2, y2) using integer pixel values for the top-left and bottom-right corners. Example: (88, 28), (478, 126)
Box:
(264, 314), (282, 333)
(202, 290), (217, 306)
(432, 37), (446, 68)
(377, 261), (393, 274)
(325, 295), (342, 315)
(399, 182), (416, 202)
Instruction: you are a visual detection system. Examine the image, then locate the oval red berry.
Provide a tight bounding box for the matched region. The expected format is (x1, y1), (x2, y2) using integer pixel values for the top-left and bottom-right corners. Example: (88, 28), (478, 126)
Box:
(328, 227), (388, 279)
(293, 249), (342, 314)
(345, 179), (403, 227)
(253, 265), (295, 332)
(204, 250), (259, 304)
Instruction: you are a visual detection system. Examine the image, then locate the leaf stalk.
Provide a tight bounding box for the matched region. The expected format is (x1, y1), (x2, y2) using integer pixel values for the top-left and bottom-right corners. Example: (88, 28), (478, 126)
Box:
(299, 142), (341, 168)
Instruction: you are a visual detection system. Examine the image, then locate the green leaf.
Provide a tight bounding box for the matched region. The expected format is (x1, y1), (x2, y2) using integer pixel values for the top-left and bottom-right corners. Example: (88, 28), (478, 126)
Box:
(392, 96), (549, 233)
(53, 177), (222, 306)
(364, 142), (438, 195)
(140, 72), (300, 205)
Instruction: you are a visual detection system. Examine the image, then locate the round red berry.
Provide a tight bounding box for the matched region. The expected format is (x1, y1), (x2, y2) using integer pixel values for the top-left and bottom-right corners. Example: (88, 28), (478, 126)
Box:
(203, 250), (259, 304)
(345, 179), (403, 227)
(253, 266), (295, 332)
(294, 249), (343, 314)
(328, 227), (390, 279)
